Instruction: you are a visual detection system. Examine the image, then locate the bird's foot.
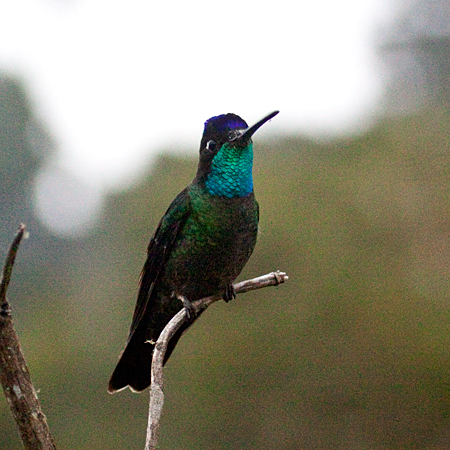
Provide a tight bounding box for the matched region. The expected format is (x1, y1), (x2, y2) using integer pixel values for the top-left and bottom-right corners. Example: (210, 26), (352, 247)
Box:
(223, 284), (236, 303)
(177, 294), (196, 320)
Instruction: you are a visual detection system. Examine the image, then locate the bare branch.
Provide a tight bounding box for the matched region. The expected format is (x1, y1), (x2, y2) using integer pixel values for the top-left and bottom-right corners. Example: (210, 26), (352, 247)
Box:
(145, 270), (288, 450)
(0, 224), (25, 300)
(0, 225), (57, 450)
(145, 307), (186, 450)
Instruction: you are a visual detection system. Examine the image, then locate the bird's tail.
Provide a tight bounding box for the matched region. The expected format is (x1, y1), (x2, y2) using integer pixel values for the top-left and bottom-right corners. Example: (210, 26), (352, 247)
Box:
(108, 313), (201, 393)
(108, 332), (153, 393)
(108, 326), (187, 393)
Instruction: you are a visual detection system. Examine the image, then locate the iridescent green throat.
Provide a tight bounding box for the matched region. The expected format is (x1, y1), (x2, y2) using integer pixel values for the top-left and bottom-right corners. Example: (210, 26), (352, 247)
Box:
(205, 142), (253, 198)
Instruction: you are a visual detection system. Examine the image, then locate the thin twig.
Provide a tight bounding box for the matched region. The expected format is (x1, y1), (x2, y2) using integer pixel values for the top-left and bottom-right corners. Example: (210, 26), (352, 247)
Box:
(145, 307), (186, 450)
(0, 225), (57, 450)
(145, 270), (288, 450)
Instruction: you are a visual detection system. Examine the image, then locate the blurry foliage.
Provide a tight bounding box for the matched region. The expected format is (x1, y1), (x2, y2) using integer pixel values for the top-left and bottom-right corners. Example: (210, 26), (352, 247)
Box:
(381, 0), (450, 113)
(2, 77), (450, 448)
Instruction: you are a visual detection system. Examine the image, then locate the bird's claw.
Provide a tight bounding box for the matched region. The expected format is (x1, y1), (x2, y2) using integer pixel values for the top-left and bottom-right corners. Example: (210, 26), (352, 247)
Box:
(223, 284), (236, 303)
(177, 294), (196, 320)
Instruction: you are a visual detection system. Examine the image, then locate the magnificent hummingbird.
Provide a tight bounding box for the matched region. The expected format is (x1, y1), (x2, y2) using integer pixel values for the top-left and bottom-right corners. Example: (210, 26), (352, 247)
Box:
(108, 110), (279, 393)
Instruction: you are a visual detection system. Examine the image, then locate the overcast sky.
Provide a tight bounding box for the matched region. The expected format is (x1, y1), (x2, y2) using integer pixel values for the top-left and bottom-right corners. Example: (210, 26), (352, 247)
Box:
(0, 0), (398, 235)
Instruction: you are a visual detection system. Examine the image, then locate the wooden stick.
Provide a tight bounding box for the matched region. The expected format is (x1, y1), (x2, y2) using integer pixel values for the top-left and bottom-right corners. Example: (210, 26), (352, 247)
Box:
(0, 224), (57, 450)
(145, 270), (288, 450)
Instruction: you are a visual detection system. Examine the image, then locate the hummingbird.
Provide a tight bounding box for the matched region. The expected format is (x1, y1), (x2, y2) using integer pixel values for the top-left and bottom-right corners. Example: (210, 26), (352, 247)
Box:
(108, 111), (279, 393)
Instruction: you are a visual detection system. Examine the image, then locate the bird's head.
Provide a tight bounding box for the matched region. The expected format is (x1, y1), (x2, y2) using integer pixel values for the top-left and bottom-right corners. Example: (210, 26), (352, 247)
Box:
(196, 111), (279, 198)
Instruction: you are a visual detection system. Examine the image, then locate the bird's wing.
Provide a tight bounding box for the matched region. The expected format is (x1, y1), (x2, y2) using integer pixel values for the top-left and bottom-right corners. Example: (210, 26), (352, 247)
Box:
(127, 187), (192, 340)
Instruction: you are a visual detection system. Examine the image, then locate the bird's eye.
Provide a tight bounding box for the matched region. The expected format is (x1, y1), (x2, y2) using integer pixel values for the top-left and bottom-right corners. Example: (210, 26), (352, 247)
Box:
(206, 140), (217, 152)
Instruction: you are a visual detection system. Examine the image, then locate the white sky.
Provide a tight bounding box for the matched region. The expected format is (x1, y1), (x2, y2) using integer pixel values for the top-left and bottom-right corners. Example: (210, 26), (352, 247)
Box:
(0, 0), (397, 235)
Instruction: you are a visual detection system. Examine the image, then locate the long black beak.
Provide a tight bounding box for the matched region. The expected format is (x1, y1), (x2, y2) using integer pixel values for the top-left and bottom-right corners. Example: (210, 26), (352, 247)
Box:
(233, 111), (279, 144)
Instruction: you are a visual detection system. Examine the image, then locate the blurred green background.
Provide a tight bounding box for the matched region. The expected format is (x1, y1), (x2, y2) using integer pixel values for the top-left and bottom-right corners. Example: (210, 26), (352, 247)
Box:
(2, 81), (450, 448)
(2, 3), (450, 449)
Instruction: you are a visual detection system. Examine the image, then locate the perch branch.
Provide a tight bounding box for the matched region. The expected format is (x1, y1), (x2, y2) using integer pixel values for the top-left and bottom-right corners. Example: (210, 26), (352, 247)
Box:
(0, 224), (57, 450)
(145, 270), (288, 450)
